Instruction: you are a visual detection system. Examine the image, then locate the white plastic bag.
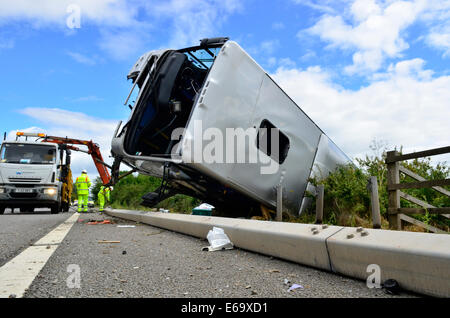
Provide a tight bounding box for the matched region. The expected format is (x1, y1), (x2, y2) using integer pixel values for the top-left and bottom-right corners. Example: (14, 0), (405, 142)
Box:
(205, 227), (233, 251)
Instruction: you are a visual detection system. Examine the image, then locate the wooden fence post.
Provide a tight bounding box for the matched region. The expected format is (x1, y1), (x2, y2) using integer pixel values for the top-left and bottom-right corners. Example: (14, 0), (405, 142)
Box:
(368, 176), (381, 229)
(386, 151), (401, 230)
(315, 185), (324, 224)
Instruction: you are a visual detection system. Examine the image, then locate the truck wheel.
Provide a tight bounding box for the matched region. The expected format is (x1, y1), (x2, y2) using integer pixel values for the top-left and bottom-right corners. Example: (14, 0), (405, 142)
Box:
(51, 203), (60, 214)
(62, 202), (69, 212)
(0, 206), (5, 215)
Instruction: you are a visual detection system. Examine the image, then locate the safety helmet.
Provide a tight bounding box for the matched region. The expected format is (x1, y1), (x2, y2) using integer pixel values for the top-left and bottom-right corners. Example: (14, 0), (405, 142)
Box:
(82, 169), (87, 174)
(110, 186), (114, 191)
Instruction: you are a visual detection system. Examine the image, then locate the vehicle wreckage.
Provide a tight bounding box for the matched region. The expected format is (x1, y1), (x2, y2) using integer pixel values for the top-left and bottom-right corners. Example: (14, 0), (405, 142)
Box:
(110, 37), (349, 217)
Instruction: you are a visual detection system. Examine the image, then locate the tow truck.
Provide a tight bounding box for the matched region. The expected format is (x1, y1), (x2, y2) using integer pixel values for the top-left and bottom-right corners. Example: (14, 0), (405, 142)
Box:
(0, 132), (112, 214)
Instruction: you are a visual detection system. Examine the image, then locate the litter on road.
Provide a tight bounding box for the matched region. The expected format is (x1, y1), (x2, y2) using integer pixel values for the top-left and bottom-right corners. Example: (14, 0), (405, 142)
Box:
(117, 225), (136, 228)
(98, 240), (121, 244)
(383, 279), (401, 295)
(288, 284), (304, 292)
(203, 227), (234, 252)
(268, 269), (280, 273)
(86, 220), (113, 225)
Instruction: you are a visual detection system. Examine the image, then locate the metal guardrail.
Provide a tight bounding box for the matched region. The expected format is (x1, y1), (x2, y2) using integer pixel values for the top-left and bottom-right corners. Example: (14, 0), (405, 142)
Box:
(106, 209), (450, 297)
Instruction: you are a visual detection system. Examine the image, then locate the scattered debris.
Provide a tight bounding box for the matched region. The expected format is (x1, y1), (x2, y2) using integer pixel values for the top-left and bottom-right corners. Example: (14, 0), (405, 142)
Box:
(251, 290), (258, 295)
(159, 208), (170, 213)
(87, 220), (113, 225)
(9, 294), (16, 298)
(117, 225), (136, 228)
(122, 251), (127, 255)
(133, 266), (139, 269)
(288, 284), (304, 292)
(117, 290), (124, 294)
(203, 227), (234, 252)
(245, 285), (251, 289)
(383, 279), (401, 295)
(268, 269), (280, 273)
(98, 240), (121, 244)
(284, 279), (290, 286)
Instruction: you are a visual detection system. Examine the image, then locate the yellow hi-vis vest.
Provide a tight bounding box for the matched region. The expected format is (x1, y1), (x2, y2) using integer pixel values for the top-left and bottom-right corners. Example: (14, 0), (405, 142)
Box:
(75, 174), (91, 195)
(99, 186), (111, 201)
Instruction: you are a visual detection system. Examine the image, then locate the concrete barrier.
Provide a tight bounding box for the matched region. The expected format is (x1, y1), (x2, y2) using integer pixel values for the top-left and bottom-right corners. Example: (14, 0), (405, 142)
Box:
(105, 209), (450, 297)
(327, 227), (450, 297)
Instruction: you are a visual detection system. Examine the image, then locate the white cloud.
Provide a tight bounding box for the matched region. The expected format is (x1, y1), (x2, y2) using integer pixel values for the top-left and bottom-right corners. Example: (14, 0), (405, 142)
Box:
(98, 28), (151, 61)
(291, 0), (348, 14)
(0, 0), (243, 60)
(271, 59), (450, 162)
(0, 0), (147, 60)
(66, 51), (98, 65)
(272, 22), (285, 30)
(13, 108), (118, 179)
(148, 0), (243, 48)
(71, 96), (105, 102)
(260, 40), (280, 55)
(427, 30), (450, 57)
(300, 49), (317, 61)
(262, 57), (297, 70)
(0, 0), (137, 27)
(0, 37), (14, 50)
(305, 0), (428, 74)
(408, 1), (450, 57)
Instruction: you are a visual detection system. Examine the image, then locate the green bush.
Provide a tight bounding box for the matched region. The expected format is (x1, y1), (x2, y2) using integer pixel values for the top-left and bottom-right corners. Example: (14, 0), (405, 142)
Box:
(93, 172), (200, 213)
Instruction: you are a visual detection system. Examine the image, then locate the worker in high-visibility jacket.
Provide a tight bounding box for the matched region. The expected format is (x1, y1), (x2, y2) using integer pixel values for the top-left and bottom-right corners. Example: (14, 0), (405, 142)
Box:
(98, 185), (112, 212)
(75, 170), (91, 213)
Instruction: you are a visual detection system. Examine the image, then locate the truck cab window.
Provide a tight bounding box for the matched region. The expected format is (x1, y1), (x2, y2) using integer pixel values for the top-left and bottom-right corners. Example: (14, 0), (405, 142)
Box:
(1, 144), (56, 164)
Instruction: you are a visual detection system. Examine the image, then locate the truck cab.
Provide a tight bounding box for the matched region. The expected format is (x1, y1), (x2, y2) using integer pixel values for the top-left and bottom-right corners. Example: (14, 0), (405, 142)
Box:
(0, 134), (72, 214)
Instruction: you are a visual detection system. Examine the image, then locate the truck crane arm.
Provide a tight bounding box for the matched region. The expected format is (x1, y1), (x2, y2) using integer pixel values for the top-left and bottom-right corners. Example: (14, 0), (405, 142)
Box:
(41, 136), (111, 185)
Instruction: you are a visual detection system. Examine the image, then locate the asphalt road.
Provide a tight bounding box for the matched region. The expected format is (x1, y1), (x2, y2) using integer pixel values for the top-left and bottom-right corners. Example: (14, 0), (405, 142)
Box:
(5, 211), (414, 298)
(0, 208), (72, 267)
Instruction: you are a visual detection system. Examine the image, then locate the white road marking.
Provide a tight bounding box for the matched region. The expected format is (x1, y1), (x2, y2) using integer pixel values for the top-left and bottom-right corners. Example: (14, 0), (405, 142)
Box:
(0, 212), (80, 298)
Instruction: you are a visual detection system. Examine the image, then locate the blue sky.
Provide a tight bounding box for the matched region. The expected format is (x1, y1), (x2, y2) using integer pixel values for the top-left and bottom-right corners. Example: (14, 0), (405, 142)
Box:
(0, 0), (449, 176)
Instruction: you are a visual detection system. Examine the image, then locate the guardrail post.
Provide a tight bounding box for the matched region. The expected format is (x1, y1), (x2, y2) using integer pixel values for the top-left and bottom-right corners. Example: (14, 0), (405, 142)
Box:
(387, 151), (401, 230)
(315, 185), (324, 224)
(276, 184), (282, 222)
(368, 176), (381, 229)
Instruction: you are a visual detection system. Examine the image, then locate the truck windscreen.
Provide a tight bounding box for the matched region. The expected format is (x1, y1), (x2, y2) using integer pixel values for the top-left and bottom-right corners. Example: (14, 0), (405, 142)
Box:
(0, 144), (56, 164)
